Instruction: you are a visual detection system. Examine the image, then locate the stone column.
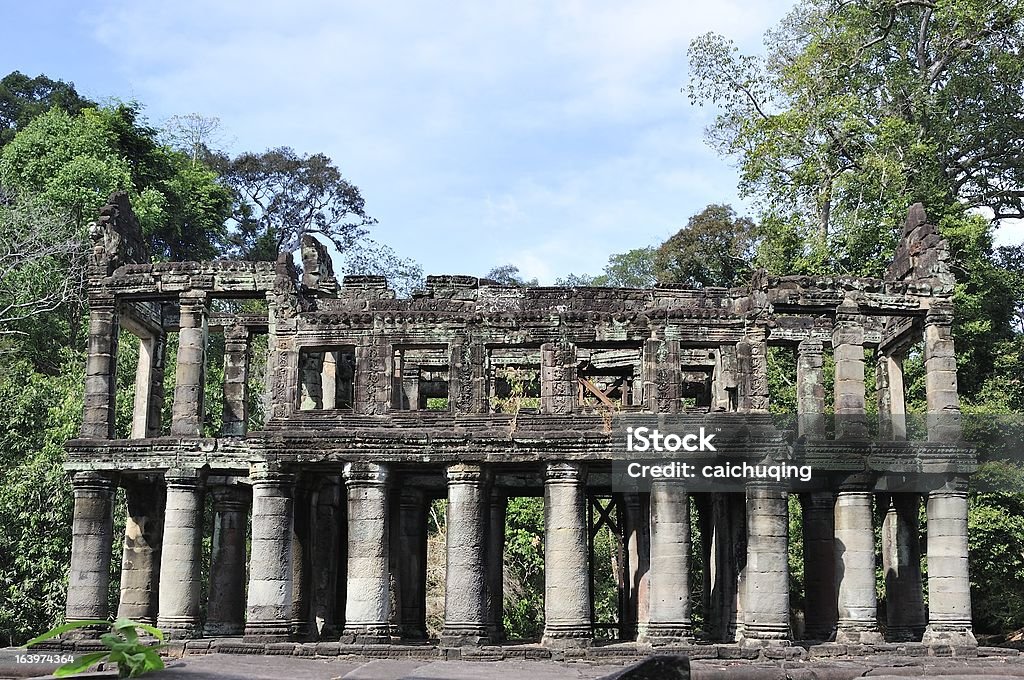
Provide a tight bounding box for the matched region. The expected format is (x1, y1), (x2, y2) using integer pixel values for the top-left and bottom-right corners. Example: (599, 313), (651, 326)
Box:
(321, 351), (339, 410)
(221, 325), (250, 436)
(397, 488), (428, 640)
(924, 305), (961, 442)
(643, 338), (681, 413)
(244, 470), (295, 641)
(797, 339), (825, 439)
(706, 493), (745, 641)
(156, 469), (205, 638)
(291, 477), (314, 639)
(923, 480), (976, 646)
(880, 493), (925, 641)
(130, 334), (162, 439)
(621, 493), (650, 640)
(342, 462), (391, 644)
(486, 489), (507, 642)
(833, 300), (867, 439)
(542, 462), (592, 647)
(834, 487), (882, 643)
(145, 332), (167, 438)
(738, 330), (770, 412)
(117, 480), (164, 625)
(312, 475), (343, 639)
(801, 492), (837, 640)
(441, 464), (490, 646)
(876, 352), (908, 440)
(541, 342), (576, 414)
(743, 483), (790, 641)
(66, 472), (116, 627)
(82, 298), (118, 439)
(642, 480), (692, 644)
(205, 484), (250, 636)
(299, 351), (325, 410)
(170, 293), (208, 437)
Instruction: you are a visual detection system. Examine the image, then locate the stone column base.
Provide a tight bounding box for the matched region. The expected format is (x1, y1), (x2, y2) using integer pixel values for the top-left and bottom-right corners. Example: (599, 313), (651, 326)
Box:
(639, 622), (693, 646)
(157, 616), (201, 640)
(835, 622), (883, 644)
(886, 624), (925, 642)
(923, 625), (977, 648)
(203, 621), (244, 637)
(243, 620), (291, 642)
(741, 622), (791, 642)
(541, 623), (592, 649)
(440, 623), (490, 647)
(339, 624), (390, 645)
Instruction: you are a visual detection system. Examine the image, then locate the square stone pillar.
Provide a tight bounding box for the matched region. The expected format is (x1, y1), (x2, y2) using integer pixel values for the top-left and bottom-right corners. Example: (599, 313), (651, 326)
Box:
(643, 339), (681, 413)
(312, 475), (343, 639)
(342, 462), (391, 644)
(205, 484), (250, 636)
(796, 339), (826, 439)
(737, 331), (769, 413)
(299, 351), (325, 410)
(833, 301), (868, 439)
(130, 332), (166, 439)
(220, 325), (250, 436)
(66, 472), (116, 630)
(117, 479), (165, 625)
(924, 305), (961, 442)
(441, 464), (490, 646)
(170, 293), (208, 437)
(742, 482), (790, 642)
(244, 469), (295, 641)
(834, 486), (882, 643)
(291, 476), (315, 640)
(876, 352), (908, 440)
(880, 493), (926, 641)
(541, 342), (576, 414)
(321, 351), (339, 410)
(923, 479), (976, 647)
(486, 489), (507, 643)
(542, 462), (592, 648)
(82, 298), (118, 439)
(394, 488), (428, 640)
(801, 492), (837, 640)
(156, 469), (205, 639)
(621, 492), (650, 640)
(641, 480), (692, 644)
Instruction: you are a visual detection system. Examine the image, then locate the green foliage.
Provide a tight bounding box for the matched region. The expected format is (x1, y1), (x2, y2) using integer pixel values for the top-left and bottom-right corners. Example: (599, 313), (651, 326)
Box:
(968, 462), (1024, 633)
(654, 204), (759, 287)
(0, 354), (83, 646)
(0, 71), (95, 148)
(503, 497), (545, 639)
(485, 265), (539, 287)
(26, 618), (165, 678)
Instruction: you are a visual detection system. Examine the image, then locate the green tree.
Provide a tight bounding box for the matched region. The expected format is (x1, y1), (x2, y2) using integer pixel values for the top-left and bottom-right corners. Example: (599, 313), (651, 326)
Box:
(654, 204), (758, 287)
(484, 264), (539, 286)
(211, 147), (374, 260)
(555, 247), (657, 287)
(0, 71), (95, 148)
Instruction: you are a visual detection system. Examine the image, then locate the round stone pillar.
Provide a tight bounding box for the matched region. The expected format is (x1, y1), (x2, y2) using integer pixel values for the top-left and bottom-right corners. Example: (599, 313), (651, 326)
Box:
(881, 493), (926, 641)
(342, 462), (391, 644)
(441, 464), (490, 646)
(801, 492), (837, 641)
(742, 482), (790, 641)
(117, 479), (164, 625)
(156, 469), (205, 638)
(486, 489), (507, 643)
(66, 472), (116, 629)
(542, 462), (592, 648)
(244, 470), (295, 641)
(923, 481), (976, 647)
(834, 489), (882, 644)
(642, 480), (692, 644)
(205, 484), (250, 636)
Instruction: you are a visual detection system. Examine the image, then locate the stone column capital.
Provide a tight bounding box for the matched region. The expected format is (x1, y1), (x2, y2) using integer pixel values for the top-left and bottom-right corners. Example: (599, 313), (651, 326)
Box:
(224, 323), (250, 344)
(209, 484), (250, 511)
(797, 338), (824, 356)
(925, 303), (955, 327)
(249, 469), (296, 489)
(344, 461), (389, 487)
(545, 461), (586, 485)
(164, 468), (205, 490)
(446, 463), (488, 486)
(71, 471), (117, 494)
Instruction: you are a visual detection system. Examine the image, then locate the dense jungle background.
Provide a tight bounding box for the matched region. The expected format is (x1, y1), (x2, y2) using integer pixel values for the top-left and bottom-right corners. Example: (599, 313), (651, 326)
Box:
(4, 0), (1024, 648)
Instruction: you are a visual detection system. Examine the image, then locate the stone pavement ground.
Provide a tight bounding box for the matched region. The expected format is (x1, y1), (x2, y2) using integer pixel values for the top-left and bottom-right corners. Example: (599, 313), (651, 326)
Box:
(7, 649), (1024, 680)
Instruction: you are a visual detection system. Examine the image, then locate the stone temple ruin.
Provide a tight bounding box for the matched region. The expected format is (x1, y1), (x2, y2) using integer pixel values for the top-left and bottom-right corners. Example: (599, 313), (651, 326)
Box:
(62, 194), (977, 655)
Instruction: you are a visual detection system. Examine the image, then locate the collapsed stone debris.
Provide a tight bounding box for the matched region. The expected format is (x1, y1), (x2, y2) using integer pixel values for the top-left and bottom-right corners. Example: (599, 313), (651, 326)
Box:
(62, 193), (976, 654)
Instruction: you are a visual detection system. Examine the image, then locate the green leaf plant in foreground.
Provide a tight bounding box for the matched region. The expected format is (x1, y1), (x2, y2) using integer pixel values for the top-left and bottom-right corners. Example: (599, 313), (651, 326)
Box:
(25, 618), (165, 678)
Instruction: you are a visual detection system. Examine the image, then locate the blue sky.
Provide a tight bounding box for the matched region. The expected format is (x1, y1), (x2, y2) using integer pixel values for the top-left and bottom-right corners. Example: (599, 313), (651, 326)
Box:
(5, 1), (803, 282)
